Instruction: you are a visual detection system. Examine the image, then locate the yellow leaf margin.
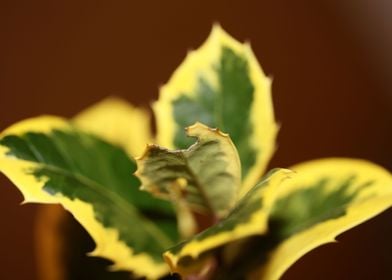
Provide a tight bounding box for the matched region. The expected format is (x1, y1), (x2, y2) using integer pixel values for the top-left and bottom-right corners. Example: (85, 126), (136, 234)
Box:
(0, 116), (168, 279)
(257, 158), (392, 280)
(153, 24), (278, 195)
(74, 97), (152, 158)
(136, 122), (242, 218)
(163, 168), (293, 276)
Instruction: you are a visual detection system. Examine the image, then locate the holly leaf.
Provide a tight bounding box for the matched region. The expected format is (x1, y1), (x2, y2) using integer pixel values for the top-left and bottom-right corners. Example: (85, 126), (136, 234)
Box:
(74, 97), (152, 158)
(153, 25), (278, 194)
(136, 122), (241, 220)
(255, 158), (392, 280)
(0, 116), (178, 279)
(163, 169), (292, 277)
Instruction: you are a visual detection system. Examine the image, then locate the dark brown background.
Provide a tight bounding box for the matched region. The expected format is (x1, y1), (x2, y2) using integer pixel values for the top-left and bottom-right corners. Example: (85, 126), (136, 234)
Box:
(1, 1), (392, 279)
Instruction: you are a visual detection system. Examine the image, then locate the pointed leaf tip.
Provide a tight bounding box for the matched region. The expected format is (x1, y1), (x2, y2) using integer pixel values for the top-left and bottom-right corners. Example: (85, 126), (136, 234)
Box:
(153, 25), (278, 196)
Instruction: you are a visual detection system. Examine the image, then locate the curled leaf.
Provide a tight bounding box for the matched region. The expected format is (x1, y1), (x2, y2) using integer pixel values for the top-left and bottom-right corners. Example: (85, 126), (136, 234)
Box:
(136, 122), (241, 219)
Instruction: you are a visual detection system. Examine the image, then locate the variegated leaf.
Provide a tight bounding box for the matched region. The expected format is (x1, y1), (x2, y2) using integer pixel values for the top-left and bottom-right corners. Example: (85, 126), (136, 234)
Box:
(153, 25), (278, 195)
(163, 169), (292, 277)
(136, 122), (241, 219)
(254, 158), (392, 280)
(0, 116), (178, 279)
(74, 97), (152, 158)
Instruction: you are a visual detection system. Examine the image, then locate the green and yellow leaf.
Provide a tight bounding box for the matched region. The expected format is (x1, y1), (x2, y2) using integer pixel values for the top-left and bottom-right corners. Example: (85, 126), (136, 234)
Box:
(136, 122), (241, 219)
(153, 24), (278, 194)
(74, 97), (152, 158)
(256, 158), (392, 280)
(163, 168), (292, 277)
(0, 116), (178, 279)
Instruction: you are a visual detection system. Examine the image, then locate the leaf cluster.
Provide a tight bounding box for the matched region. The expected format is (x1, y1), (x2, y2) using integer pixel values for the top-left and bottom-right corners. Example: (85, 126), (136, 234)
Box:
(1, 25), (392, 280)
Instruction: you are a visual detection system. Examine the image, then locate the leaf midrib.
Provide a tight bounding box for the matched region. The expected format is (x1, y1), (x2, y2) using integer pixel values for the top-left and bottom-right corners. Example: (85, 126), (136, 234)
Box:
(182, 156), (217, 218)
(22, 131), (174, 248)
(33, 161), (174, 249)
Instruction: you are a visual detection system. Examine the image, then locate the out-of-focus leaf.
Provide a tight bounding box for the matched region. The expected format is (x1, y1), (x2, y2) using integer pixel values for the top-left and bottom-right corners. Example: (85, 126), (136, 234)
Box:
(255, 158), (392, 280)
(0, 116), (178, 279)
(74, 97), (152, 158)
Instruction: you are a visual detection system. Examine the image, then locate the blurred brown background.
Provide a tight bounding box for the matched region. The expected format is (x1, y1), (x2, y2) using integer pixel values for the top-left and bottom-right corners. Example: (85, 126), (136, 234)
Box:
(1, 0), (392, 279)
